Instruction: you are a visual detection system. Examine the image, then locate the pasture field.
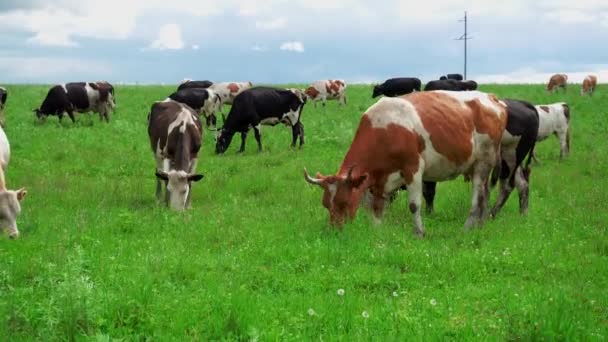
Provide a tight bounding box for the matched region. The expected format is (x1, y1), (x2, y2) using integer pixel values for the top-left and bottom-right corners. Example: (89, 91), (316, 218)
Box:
(0, 83), (607, 341)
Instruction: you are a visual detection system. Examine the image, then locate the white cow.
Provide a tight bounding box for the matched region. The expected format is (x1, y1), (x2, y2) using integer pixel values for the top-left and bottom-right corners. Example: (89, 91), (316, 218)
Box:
(534, 102), (571, 161)
(0, 126), (27, 239)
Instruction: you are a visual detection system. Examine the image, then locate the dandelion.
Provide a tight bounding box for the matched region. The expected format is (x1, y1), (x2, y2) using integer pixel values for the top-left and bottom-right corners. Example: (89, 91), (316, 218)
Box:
(362, 310), (369, 319)
(307, 308), (316, 316)
(337, 288), (345, 296)
(430, 298), (437, 306)
(392, 291), (399, 297)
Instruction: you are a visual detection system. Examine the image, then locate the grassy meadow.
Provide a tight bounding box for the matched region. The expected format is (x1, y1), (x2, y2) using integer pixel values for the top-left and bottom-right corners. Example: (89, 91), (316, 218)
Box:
(0, 83), (606, 340)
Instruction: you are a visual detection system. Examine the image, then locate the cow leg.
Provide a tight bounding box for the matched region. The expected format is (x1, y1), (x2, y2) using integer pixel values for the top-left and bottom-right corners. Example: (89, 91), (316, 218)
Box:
(422, 181), (436, 214)
(253, 125), (262, 152)
(515, 167), (531, 215)
(406, 169), (425, 237)
(238, 132), (247, 153)
(298, 122), (305, 148)
(558, 130), (569, 160)
(490, 151), (516, 218)
(67, 109), (76, 123)
(464, 163), (492, 229)
(291, 123), (298, 148)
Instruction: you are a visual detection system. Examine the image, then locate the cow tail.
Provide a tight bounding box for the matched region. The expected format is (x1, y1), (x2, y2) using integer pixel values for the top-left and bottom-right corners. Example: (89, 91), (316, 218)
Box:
(566, 126), (571, 154)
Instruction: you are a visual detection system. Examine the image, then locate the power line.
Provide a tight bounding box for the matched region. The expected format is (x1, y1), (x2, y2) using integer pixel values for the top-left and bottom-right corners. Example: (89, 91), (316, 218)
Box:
(454, 11), (473, 80)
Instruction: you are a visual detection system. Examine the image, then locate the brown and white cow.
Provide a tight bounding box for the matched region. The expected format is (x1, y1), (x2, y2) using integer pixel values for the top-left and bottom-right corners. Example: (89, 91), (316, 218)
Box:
(0, 125), (27, 239)
(304, 91), (507, 237)
(304, 79), (347, 107)
(533, 102), (570, 161)
(209, 81), (253, 111)
(581, 75), (597, 96)
(547, 74), (568, 93)
(35, 82), (116, 122)
(148, 100), (204, 210)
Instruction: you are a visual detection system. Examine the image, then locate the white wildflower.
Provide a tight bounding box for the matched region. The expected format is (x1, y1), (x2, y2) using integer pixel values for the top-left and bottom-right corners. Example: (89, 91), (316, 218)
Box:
(337, 288), (345, 296)
(362, 311), (369, 319)
(430, 298), (437, 306)
(307, 308), (316, 316)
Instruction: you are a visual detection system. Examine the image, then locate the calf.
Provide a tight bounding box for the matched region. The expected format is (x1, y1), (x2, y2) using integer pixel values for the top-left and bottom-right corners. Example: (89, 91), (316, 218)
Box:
(581, 75), (597, 96)
(167, 88), (222, 128)
(178, 79), (214, 91)
(147, 100), (204, 210)
(0, 87), (7, 127)
(547, 74), (568, 93)
(215, 87), (306, 154)
(372, 77), (421, 98)
(34, 82), (116, 122)
(304, 90), (507, 236)
(209, 81), (253, 111)
(534, 103), (570, 161)
(304, 79), (347, 107)
(0, 125), (27, 239)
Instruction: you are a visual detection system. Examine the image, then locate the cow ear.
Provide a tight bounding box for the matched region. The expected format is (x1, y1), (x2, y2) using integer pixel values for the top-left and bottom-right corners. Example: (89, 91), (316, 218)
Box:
(348, 173), (368, 189)
(155, 171), (169, 181)
(16, 188), (27, 201)
(188, 174), (204, 182)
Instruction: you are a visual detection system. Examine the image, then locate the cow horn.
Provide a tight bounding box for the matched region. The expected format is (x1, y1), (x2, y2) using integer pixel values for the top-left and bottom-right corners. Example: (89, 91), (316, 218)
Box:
(304, 168), (324, 186)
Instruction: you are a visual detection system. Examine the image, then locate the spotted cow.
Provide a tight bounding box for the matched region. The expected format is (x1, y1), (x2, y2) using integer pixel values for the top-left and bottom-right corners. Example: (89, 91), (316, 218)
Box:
(34, 82), (116, 122)
(0, 125), (27, 239)
(209, 81), (253, 112)
(547, 74), (568, 93)
(148, 100), (204, 210)
(304, 91), (508, 237)
(178, 79), (214, 91)
(581, 75), (597, 96)
(533, 102), (571, 161)
(304, 79), (347, 107)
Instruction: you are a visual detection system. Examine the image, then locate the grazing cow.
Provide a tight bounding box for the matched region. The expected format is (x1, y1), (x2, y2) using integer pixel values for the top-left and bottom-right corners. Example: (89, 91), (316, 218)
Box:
(178, 79), (214, 91)
(581, 75), (597, 96)
(304, 79), (347, 107)
(372, 77), (421, 98)
(440, 74), (464, 81)
(0, 125), (27, 239)
(215, 87), (306, 154)
(533, 103), (570, 161)
(0, 87), (7, 127)
(147, 100), (204, 210)
(34, 82), (116, 122)
(547, 74), (568, 93)
(209, 81), (254, 111)
(167, 88), (222, 128)
(424, 79), (473, 91)
(303, 91), (507, 236)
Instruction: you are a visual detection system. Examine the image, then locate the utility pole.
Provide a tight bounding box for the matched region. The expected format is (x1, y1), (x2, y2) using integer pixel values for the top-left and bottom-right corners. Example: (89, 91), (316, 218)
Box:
(455, 11), (472, 80)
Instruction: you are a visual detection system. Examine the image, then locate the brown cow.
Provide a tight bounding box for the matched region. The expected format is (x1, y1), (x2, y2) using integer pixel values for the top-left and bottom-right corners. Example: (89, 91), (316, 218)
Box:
(581, 75), (597, 96)
(304, 79), (347, 107)
(304, 90), (508, 237)
(547, 74), (568, 93)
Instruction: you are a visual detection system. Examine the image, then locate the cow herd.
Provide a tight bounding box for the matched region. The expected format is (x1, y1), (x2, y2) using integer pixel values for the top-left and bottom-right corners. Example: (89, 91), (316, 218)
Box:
(0, 72), (596, 238)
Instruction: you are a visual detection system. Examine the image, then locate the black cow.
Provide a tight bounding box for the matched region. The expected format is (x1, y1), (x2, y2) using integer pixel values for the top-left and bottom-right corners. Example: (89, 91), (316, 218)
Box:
(167, 88), (222, 128)
(439, 73), (464, 81)
(424, 79), (478, 91)
(178, 80), (213, 91)
(0, 87), (7, 127)
(372, 77), (421, 98)
(215, 87), (306, 154)
(461, 80), (478, 91)
(34, 82), (116, 122)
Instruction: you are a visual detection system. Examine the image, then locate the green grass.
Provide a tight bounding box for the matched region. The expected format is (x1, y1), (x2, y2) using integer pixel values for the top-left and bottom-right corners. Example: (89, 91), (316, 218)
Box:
(0, 83), (606, 340)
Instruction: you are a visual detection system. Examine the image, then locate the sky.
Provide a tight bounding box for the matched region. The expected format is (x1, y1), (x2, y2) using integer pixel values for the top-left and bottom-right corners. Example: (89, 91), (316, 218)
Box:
(0, 0), (607, 84)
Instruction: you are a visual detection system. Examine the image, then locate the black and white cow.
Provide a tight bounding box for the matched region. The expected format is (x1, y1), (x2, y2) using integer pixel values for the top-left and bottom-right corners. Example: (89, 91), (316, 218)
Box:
(533, 102), (571, 161)
(177, 79), (214, 91)
(215, 87), (306, 154)
(167, 88), (222, 128)
(372, 77), (421, 98)
(34, 82), (116, 122)
(0, 87), (7, 127)
(392, 97), (538, 219)
(147, 100), (204, 210)
(439, 73), (464, 81)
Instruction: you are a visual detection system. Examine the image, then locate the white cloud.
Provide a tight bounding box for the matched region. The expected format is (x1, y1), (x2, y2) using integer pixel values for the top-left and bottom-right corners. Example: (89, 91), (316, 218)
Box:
(251, 44), (267, 52)
(149, 24), (184, 50)
(255, 17), (287, 30)
(280, 41), (304, 53)
(475, 66), (608, 83)
(192, 44), (200, 50)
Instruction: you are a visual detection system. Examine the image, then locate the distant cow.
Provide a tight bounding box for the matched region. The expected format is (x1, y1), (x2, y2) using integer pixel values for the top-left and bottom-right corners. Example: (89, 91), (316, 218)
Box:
(304, 91), (507, 236)
(0, 125), (27, 239)
(209, 81), (254, 111)
(534, 103), (571, 161)
(167, 88), (222, 128)
(424, 79), (476, 91)
(34, 82), (116, 122)
(0, 87), (7, 127)
(440, 74), (464, 81)
(147, 100), (204, 210)
(304, 79), (347, 107)
(178, 79), (214, 91)
(215, 87), (306, 154)
(372, 78), (421, 98)
(581, 75), (597, 96)
(547, 74), (568, 93)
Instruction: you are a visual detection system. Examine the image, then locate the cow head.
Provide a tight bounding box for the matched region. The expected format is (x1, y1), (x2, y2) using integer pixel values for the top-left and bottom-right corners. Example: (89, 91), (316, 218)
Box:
(215, 128), (235, 154)
(372, 85), (382, 98)
(304, 166), (368, 226)
(155, 170), (203, 210)
(33, 109), (44, 119)
(0, 188), (27, 239)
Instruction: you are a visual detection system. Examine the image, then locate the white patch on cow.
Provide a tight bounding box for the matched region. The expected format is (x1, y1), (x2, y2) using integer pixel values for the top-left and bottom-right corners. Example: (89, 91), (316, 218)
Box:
(260, 118), (279, 126)
(84, 83), (100, 111)
(435, 90), (506, 117)
(282, 106), (301, 126)
(328, 183), (337, 204)
(535, 103), (569, 141)
(167, 104), (197, 135)
(60, 83), (68, 93)
(164, 170), (190, 210)
(383, 171), (404, 194)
